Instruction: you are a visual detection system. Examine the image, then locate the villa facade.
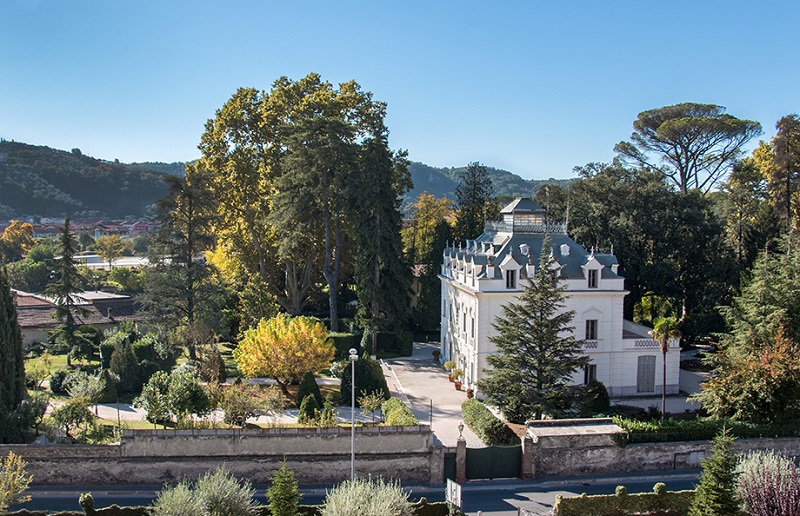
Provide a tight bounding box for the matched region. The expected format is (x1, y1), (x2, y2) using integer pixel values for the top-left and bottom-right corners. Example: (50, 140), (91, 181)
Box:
(439, 198), (680, 398)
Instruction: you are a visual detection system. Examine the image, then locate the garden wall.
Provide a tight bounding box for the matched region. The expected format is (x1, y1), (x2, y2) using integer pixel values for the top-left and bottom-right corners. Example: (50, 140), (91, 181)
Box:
(0, 426), (438, 485)
(526, 419), (800, 478)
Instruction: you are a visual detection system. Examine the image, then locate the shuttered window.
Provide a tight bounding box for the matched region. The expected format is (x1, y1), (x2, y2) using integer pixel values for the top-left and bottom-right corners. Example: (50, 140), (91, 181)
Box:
(637, 355), (656, 393)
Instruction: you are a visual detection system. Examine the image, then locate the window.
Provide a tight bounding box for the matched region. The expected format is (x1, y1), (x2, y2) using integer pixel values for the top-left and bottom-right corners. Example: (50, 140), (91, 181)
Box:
(585, 319), (598, 340)
(583, 364), (597, 384)
(462, 312), (467, 332)
(588, 269), (598, 288)
(506, 269), (517, 289)
(637, 356), (656, 393)
(470, 317), (475, 338)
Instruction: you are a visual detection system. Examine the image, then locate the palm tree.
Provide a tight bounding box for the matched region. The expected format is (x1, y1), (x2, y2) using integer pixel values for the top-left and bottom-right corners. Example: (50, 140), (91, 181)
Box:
(651, 317), (680, 421)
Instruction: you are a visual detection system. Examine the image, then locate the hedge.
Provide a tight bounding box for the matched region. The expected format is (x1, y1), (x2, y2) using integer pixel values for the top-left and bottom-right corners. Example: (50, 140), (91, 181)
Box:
(461, 399), (518, 446)
(612, 416), (800, 444)
(10, 506), (153, 515)
(329, 332), (360, 361)
(553, 486), (695, 516)
(375, 331), (414, 357)
(382, 397), (419, 426)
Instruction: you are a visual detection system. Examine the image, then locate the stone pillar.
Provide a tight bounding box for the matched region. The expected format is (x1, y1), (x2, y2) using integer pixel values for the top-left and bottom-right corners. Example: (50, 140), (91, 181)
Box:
(456, 438), (467, 484)
(520, 432), (534, 479)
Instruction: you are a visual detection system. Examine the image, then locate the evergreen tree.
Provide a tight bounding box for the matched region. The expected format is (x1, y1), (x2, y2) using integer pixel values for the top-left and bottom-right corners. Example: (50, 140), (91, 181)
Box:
(770, 114), (800, 231)
(689, 427), (742, 516)
(0, 267), (26, 443)
(46, 219), (90, 364)
(353, 134), (413, 349)
(453, 162), (493, 243)
(478, 238), (588, 422)
(296, 371), (322, 408)
(297, 393), (320, 425)
(138, 169), (218, 359)
(266, 462), (301, 516)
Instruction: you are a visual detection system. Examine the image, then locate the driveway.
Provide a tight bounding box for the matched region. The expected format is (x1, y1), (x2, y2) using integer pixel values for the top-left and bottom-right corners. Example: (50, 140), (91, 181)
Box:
(382, 342), (484, 448)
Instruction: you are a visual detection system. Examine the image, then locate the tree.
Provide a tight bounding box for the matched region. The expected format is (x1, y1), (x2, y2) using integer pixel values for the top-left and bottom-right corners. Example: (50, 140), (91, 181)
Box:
(167, 368), (210, 426)
(358, 390), (384, 424)
(233, 314), (334, 396)
(688, 427), (741, 516)
(50, 397), (93, 441)
(615, 103), (762, 193)
(322, 477), (411, 516)
(134, 370), (171, 426)
(46, 219), (90, 364)
(0, 452), (31, 512)
(0, 267), (26, 443)
(0, 221), (34, 264)
(267, 462), (301, 516)
(352, 134), (413, 349)
(478, 238), (589, 422)
(453, 162), (493, 243)
(138, 170), (218, 359)
(651, 316), (680, 421)
(769, 114), (800, 231)
(94, 235), (125, 270)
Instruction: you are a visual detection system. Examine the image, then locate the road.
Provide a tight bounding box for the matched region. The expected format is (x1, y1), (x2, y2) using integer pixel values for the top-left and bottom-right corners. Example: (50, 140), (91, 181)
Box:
(11, 470), (699, 515)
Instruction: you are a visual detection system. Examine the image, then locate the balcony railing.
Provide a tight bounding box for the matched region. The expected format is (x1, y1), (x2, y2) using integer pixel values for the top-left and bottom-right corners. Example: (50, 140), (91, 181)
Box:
(485, 221), (568, 234)
(583, 340), (599, 349)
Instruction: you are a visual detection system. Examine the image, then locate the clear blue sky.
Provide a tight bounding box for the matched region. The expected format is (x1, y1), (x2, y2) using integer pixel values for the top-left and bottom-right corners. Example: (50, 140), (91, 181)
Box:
(1, 1), (798, 180)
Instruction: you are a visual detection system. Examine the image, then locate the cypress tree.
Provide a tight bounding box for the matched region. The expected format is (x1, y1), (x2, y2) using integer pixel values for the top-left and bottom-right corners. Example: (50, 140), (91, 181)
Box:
(453, 162), (493, 243)
(478, 238), (589, 422)
(0, 266), (26, 442)
(296, 371), (322, 408)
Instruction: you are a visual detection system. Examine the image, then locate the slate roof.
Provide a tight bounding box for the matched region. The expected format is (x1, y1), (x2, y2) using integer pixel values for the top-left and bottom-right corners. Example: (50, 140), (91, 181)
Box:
(500, 198), (547, 214)
(14, 291), (143, 329)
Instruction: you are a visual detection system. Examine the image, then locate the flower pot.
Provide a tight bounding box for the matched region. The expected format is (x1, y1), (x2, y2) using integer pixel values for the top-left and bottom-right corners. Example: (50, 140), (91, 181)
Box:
(454, 381), (462, 391)
(432, 350), (441, 363)
(448, 375), (454, 382)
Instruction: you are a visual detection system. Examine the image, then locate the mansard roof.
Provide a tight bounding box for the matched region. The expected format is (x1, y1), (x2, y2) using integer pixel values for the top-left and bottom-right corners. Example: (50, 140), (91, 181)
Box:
(500, 198), (547, 214)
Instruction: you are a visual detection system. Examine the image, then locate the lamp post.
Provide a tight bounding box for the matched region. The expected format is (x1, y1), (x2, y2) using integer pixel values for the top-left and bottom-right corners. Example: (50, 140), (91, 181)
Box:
(349, 348), (358, 480)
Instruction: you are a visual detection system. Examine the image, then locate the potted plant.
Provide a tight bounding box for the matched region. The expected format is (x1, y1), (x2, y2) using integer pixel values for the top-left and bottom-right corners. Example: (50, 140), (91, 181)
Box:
(443, 361), (456, 382)
(432, 349), (441, 363)
(451, 368), (464, 390)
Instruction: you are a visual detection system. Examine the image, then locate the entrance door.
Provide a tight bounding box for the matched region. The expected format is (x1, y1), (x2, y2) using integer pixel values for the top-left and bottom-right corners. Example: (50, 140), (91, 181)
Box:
(637, 355), (656, 393)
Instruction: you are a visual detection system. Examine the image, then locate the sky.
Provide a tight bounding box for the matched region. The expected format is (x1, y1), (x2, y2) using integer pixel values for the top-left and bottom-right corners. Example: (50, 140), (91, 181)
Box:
(1, 1), (799, 181)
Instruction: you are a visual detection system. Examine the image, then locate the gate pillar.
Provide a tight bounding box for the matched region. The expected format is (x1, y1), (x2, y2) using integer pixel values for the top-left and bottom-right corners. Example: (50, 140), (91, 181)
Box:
(456, 437), (467, 484)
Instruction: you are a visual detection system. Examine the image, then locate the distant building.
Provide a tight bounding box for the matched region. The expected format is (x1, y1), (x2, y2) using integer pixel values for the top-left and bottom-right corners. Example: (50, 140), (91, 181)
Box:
(439, 198), (680, 397)
(13, 290), (143, 347)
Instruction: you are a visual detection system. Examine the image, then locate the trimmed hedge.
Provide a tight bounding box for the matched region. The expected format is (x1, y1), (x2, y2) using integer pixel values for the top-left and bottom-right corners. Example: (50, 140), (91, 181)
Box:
(329, 332), (360, 361)
(340, 355), (390, 406)
(382, 397), (419, 426)
(613, 416), (800, 444)
(296, 372), (323, 408)
(553, 486), (695, 516)
(375, 331), (413, 357)
(461, 399), (518, 446)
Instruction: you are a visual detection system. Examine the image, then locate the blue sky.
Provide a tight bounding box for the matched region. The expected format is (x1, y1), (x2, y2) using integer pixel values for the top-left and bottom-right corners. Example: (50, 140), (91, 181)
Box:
(1, 1), (798, 180)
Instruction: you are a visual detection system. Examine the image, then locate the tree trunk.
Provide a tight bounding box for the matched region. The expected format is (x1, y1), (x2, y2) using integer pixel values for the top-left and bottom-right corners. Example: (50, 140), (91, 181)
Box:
(661, 347), (667, 421)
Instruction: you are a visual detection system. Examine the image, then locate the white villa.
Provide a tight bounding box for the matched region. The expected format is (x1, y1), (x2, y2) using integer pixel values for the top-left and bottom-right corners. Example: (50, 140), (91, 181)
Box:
(439, 198), (680, 398)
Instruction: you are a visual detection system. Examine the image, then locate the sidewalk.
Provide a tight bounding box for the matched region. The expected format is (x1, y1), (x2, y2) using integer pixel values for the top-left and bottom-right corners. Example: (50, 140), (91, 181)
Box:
(382, 342), (484, 447)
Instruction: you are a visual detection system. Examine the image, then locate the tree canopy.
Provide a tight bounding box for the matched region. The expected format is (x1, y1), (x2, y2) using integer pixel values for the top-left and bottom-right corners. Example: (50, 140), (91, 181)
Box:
(615, 103), (762, 193)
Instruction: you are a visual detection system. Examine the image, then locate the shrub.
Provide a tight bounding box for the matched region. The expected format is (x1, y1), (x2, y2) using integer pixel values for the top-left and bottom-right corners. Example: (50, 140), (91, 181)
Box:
(328, 361), (347, 379)
(153, 481), (202, 516)
(340, 354), (389, 406)
(296, 372), (322, 408)
(737, 450), (800, 516)
(382, 398), (418, 426)
(220, 384), (261, 427)
(49, 369), (70, 395)
(0, 452), (32, 512)
(110, 342), (144, 394)
(298, 394), (320, 425)
(199, 347), (227, 384)
(321, 477), (411, 516)
(612, 415), (800, 443)
(576, 380), (610, 416)
(461, 399), (517, 446)
(99, 341), (115, 369)
(194, 467), (259, 516)
(79, 492), (94, 513)
(328, 333), (360, 361)
(375, 331), (413, 357)
(97, 369), (119, 404)
(266, 463), (301, 516)
(553, 486), (695, 516)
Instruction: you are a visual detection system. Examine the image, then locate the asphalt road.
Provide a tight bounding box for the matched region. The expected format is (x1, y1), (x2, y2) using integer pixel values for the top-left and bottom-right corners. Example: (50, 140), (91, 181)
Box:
(11, 470), (699, 515)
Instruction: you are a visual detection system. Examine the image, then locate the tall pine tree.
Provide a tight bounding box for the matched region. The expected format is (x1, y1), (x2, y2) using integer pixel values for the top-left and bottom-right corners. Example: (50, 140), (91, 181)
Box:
(453, 162), (493, 243)
(0, 266), (26, 442)
(478, 238), (588, 422)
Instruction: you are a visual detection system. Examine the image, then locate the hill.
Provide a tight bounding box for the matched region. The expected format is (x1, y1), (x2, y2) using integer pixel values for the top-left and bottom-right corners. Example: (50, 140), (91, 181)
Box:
(404, 162), (572, 207)
(0, 141), (182, 219)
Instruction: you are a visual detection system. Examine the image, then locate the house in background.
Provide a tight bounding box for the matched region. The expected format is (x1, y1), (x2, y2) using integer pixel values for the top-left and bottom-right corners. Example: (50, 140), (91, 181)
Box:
(439, 198), (680, 398)
(13, 290), (143, 347)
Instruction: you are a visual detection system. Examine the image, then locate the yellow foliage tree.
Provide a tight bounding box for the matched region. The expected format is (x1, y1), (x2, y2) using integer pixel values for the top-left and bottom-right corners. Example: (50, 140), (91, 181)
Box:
(233, 314), (334, 396)
(0, 220), (34, 262)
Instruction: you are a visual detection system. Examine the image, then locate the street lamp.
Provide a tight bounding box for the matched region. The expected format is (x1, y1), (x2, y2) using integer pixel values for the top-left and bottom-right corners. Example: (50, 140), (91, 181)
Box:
(458, 422), (464, 440)
(349, 348), (358, 480)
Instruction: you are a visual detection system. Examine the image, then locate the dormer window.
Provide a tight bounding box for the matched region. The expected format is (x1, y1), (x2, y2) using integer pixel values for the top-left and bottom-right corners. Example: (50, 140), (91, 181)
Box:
(506, 269), (517, 289)
(588, 269), (598, 289)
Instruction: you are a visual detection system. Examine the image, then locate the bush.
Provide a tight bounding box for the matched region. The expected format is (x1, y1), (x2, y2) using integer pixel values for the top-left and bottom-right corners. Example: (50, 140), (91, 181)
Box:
(110, 342), (144, 394)
(328, 333), (360, 361)
(99, 341), (116, 369)
(220, 384), (261, 427)
(153, 481), (202, 516)
(49, 369), (70, 395)
(97, 369), (118, 404)
(322, 477), (411, 516)
(737, 450), (800, 516)
(339, 355), (389, 406)
(296, 372), (322, 408)
(266, 463), (301, 516)
(194, 467), (259, 516)
(576, 380), (610, 416)
(553, 485), (695, 516)
(382, 398), (418, 426)
(375, 331), (413, 357)
(461, 399), (518, 446)
(297, 394), (320, 425)
(612, 415), (800, 443)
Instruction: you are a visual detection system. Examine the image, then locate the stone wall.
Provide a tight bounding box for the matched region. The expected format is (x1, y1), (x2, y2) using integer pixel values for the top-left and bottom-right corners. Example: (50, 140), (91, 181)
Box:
(526, 419), (800, 478)
(0, 426), (437, 486)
